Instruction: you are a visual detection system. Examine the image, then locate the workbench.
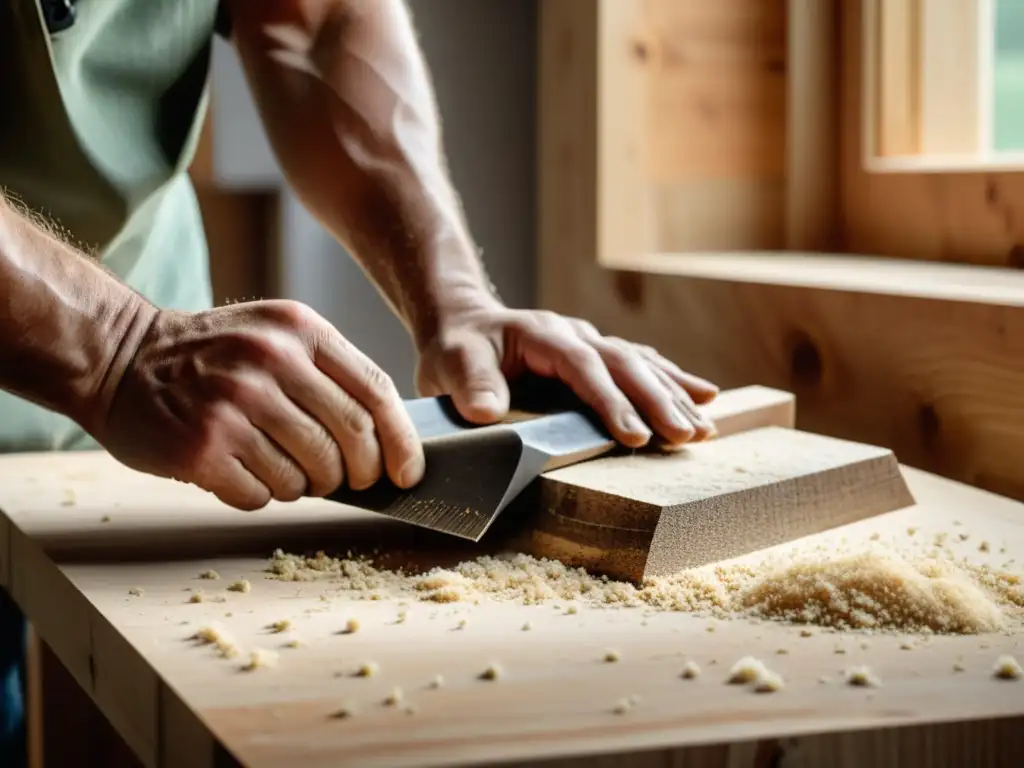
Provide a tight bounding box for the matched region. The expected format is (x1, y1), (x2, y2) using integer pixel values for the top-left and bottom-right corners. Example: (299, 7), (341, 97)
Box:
(1, 448), (1022, 768)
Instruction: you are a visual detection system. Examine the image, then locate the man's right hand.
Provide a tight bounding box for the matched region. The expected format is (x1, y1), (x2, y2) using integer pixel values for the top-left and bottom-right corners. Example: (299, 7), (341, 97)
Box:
(96, 299), (424, 510)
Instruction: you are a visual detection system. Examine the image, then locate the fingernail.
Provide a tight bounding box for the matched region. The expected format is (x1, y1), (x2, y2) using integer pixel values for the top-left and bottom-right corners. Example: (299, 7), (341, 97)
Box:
(468, 390), (501, 414)
(671, 406), (697, 436)
(399, 453), (426, 488)
(620, 412), (652, 440)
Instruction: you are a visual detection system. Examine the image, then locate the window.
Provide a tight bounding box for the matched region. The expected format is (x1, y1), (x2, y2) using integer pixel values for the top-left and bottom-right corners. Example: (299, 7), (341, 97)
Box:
(865, 0), (1024, 170)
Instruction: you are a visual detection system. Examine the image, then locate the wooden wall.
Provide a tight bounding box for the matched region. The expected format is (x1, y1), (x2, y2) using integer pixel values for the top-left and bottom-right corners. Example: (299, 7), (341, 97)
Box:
(539, 0), (1024, 502)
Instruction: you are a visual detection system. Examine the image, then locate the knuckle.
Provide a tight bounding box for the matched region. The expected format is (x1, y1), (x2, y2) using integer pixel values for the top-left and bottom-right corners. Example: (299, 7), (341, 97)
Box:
(338, 399), (374, 437)
(557, 342), (599, 370)
(306, 434), (344, 494)
(536, 309), (562, 327)
(359, 366), (399, 409)
(265, 299), (321, 330)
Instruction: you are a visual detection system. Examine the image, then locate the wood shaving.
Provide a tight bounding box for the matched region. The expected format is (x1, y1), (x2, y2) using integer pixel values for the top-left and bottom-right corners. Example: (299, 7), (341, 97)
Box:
(480, 663), (502, 681)
(264, 541), (1024, 636)
(727, 657), (767, 684)
(753, 670), (784, 693)
(192, 625), (239, 659)
(228, 579), (251, 593)
(612, 697), (634, 715)
(993, 655), (1022, 680)
(356, 662), (379, 678)
(242, 648), (278, 671)
(845, 665), (881, 687)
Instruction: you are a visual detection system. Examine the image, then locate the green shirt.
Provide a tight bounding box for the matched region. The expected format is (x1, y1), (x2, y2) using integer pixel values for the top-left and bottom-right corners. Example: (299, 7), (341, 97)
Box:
(0, 0), (218, 452)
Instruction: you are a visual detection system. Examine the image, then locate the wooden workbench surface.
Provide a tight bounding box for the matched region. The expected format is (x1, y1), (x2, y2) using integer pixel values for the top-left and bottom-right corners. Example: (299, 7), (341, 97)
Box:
(0, 451), (1022, 768)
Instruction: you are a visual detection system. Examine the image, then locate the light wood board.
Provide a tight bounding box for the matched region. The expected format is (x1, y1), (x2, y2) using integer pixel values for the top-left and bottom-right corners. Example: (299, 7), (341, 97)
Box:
(520, 426), (914, 582)
(1, 449), (1023, 765)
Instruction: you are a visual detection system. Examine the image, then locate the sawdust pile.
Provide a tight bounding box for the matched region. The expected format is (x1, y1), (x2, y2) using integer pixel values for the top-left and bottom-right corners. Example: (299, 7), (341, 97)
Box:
(267, 542), (1022, 635)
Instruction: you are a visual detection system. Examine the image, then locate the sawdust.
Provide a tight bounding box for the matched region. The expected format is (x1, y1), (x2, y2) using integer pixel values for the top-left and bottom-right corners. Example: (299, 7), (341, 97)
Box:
(266, 535), (1024, 635)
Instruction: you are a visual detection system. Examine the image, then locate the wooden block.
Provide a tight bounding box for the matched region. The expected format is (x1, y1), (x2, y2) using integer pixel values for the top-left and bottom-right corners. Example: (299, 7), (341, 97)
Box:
(517, 426), (915, 583)
(698, 384), (795, 436)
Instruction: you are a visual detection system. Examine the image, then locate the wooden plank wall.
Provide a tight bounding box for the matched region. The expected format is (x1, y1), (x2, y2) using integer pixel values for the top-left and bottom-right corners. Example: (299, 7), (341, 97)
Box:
(539, 0), (1024, 502)
(596, 0), (789, 262)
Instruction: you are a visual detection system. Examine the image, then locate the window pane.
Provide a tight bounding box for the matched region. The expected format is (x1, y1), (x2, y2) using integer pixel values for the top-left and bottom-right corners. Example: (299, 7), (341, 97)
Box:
(994, 0), (1024, 150)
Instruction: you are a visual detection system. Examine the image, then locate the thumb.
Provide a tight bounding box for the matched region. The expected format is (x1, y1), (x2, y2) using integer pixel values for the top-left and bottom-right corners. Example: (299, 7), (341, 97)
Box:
(439, 335), (510, 424)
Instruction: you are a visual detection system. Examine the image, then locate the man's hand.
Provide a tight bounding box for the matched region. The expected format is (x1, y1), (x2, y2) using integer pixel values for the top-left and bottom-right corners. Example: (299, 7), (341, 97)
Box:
(97, 300), (424, 511)
(416, 302), (719, 449)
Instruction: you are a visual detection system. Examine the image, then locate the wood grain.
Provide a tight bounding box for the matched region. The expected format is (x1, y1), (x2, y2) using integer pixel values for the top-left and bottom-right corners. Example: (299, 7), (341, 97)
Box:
(519, 427), (914, 583)
(0, 453), (1022, 767)
(596, 0), (789, 262)
(539, 0), (1024, 506)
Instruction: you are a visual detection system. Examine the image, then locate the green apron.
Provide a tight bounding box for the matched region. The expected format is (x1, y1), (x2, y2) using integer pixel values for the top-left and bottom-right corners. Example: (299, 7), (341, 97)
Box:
(0, 0), (218, 453)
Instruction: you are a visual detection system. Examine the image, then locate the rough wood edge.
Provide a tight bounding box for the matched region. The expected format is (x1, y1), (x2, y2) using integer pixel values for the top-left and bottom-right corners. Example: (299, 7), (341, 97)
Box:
(645, 446), (915, 578)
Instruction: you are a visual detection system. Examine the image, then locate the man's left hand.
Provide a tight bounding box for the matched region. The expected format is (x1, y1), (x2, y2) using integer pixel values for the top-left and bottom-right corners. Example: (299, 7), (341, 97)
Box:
(415, 303), (719, 449)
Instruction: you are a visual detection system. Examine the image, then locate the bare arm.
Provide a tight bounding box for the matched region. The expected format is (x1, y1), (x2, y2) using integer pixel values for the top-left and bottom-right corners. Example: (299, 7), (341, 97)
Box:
(0, 194), (154, 431)
(224, 0), (496, 350)
(224, 0), (719, 444)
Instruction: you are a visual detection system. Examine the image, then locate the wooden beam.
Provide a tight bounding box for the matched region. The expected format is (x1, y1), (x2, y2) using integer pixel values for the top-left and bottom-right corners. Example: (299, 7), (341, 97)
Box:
(918, 0), (983, 156)
(873, 0), (922, 156)
(785, 0), (841, 250)
(591, 0), (789, 265)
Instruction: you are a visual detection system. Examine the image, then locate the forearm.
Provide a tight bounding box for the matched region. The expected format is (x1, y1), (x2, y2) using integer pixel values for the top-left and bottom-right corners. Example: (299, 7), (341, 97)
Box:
(228, 0), (498, 349)
(0, 194), (154, 430)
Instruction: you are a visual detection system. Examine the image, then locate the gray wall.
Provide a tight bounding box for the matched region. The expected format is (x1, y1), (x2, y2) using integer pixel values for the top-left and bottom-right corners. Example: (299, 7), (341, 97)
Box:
(209, 1), (537, 397)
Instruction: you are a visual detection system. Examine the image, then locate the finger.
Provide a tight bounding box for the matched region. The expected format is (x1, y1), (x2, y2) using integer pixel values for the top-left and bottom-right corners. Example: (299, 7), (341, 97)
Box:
(235, 425), (309, 503)
(247, 383), (344, 497)
(195, 456), (272, 511)
(639, 348), (719, 404)
(281, 363), (383, 491)
(591, 339), (697, 445)
(311, 336), (422, 490)
(520, 334), (652, 448)
(649, 366), (716, 442)
(434, 335), (510, 424)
